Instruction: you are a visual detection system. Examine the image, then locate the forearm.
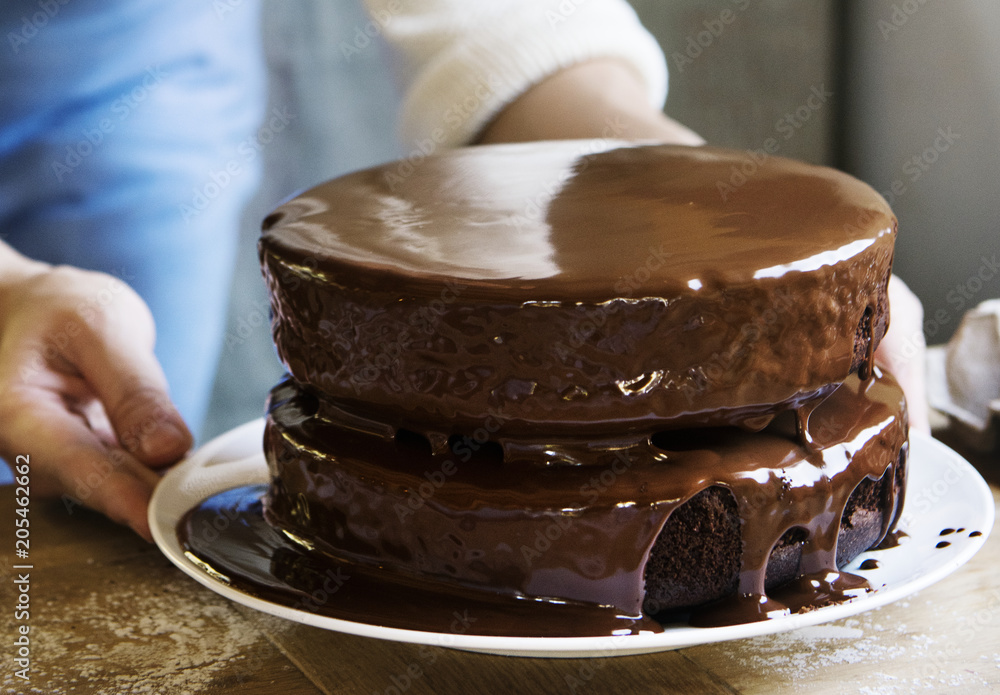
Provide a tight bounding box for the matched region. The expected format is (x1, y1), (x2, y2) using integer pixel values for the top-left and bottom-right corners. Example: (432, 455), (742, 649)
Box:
(365, 0), (671, 147)
(478, 58), (703, 145)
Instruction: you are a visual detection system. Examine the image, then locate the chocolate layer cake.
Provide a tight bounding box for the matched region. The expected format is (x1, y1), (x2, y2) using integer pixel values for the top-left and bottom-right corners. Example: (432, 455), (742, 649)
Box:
(263, 369), (907, 625)
(259, 141), (895, 437)
(256, 141), (907, 626)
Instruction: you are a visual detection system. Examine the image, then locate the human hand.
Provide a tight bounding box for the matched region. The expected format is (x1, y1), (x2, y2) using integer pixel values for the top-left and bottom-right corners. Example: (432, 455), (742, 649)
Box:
(875, 275), (930, 434)
(0, 260), (192, 540)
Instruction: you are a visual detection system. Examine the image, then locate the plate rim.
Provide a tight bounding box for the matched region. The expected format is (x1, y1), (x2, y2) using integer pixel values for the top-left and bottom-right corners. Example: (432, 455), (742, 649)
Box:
(149, 424), (995, 657)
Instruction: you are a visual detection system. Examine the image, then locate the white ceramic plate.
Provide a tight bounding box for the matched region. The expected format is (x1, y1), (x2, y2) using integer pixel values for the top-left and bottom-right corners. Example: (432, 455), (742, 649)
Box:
(150, 422), (994, 658)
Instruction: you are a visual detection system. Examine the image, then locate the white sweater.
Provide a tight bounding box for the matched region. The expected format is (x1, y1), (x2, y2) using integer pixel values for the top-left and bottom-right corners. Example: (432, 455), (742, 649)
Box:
(361, 0), (668, 147)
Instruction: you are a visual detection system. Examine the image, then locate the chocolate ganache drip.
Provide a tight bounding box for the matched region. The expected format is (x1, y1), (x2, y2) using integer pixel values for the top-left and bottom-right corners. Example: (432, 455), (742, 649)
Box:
(258, 369), (906, 627)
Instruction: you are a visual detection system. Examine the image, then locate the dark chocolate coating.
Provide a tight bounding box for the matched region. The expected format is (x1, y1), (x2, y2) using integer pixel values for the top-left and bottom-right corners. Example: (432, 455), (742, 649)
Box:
(259, 142), (895, 436)
(263, 369), (907, 624)
(248, 140), (907, 629)
(178, 486), (665, 638)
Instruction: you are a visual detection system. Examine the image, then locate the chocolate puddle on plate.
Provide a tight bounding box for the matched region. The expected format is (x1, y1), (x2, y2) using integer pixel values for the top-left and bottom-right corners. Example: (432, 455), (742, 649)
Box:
(178, 485), (663, 638)
(178, 483), (926, 639)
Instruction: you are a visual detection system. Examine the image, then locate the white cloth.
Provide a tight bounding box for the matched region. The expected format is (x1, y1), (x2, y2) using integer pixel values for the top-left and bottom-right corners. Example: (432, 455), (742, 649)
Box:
(363, 0), (668, 146)
(928, 299), (1000, 450)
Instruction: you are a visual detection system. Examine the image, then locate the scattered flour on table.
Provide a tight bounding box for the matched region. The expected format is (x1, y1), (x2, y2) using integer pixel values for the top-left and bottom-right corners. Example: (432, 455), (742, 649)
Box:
(1, 567), (277, 695)
(715, 597), (994, 694)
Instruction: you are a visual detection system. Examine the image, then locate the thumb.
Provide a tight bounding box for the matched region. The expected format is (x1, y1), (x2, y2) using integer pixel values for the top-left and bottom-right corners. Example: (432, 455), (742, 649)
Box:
(106, 378), (193, 466)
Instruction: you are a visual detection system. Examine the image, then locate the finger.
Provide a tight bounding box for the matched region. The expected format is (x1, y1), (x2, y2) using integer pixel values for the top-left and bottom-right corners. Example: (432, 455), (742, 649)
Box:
(61, 297), (193, 466)
(59, 444), (159, 542)
(5, 390), (159, 541)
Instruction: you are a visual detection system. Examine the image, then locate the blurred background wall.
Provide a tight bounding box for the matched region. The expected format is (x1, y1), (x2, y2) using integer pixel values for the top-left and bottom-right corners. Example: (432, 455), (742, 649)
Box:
(630, 0), (1000, 349)
(203, 0), (999, 439)
(844, 1), (1000, 347)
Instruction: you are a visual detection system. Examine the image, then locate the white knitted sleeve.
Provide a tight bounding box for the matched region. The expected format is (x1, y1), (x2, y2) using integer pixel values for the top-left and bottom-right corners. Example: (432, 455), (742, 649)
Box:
(361, 0), (668, 147)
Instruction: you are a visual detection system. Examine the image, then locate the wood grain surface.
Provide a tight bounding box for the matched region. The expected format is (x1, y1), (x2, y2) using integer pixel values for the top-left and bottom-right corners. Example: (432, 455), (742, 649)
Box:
(1, 437), (997, 695)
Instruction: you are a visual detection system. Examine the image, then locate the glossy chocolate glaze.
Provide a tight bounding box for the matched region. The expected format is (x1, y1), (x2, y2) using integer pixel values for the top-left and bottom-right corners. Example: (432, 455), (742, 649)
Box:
(256, 369), (907, 628)
(259, 142), (896, 436)
(178, 486), (661, 637)
(225, 141), (909, 634)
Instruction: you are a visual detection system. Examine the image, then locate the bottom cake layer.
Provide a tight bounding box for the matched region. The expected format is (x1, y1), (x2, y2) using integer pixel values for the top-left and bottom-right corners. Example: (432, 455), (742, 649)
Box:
(262, 369), (908, 625)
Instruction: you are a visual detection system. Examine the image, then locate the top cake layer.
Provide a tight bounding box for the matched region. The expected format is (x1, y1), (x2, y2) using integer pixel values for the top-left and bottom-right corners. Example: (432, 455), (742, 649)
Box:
(260, 141), (896, 435)
(260, 141), (894, 299)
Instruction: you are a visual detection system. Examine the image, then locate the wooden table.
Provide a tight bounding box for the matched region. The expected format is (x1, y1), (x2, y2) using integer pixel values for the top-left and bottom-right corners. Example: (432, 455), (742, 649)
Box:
(2, 437), (997, 695)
